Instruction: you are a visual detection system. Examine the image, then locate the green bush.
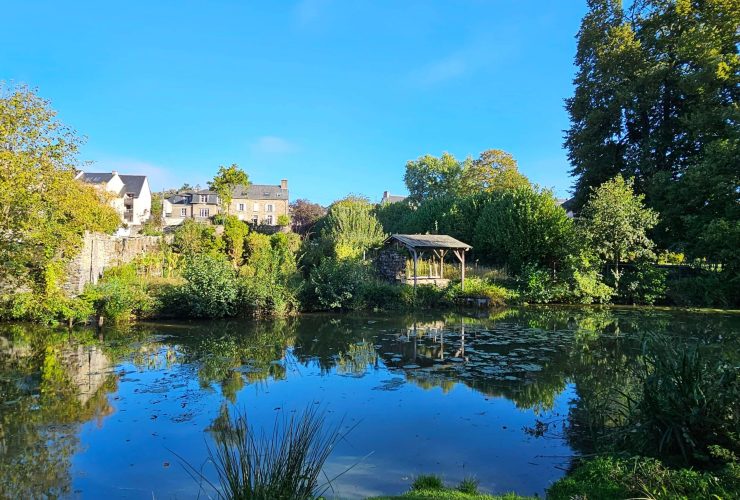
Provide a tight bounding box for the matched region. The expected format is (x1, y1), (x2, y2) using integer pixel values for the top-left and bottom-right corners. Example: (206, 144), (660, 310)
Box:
(618, 261), (667, 305)
(172, 219), (223, 256)
(667, 272), (735, 308)
(305, 258), (370, 310)
(81, 264), (152, 322)
(0, 292), (93, 326)
(177, 254), (240, 318)
(457, 477), (480, 494)
(444, 277), (512, 307)
(548, 455), (737, 500)
(358, 280), (404, 311)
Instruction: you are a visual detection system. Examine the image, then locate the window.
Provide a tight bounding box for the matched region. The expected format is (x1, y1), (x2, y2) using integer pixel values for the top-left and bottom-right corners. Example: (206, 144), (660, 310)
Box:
(199, 208), (210, 218)
(266, 215), (274, 225)
(251, 216), (258, 225)
(180, 207), (187, 217)
(266, 204), (274, 212)
(253, 202), (259, 211)
(200, 195), (208, 203)
(238, 203), (245, 212)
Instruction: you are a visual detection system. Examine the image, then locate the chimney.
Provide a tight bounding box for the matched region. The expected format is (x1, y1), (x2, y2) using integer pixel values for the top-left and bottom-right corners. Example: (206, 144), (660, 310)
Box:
(383, 191), (389, 199)
(111, 170), (119, 176)
(280, 179), (288, 190)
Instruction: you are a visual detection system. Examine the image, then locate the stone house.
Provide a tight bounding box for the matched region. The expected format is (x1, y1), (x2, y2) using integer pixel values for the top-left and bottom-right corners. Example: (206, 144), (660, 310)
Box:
(164, 179), (289, 226)
(76, 171), (152, 227)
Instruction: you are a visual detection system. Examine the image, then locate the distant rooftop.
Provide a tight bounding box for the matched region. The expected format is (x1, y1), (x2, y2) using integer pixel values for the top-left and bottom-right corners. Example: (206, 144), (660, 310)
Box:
(77, 171), (148, 198)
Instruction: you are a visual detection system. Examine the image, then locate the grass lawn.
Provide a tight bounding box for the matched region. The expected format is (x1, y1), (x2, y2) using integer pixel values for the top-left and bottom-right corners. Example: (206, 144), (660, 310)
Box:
(367, 488), (534, 500)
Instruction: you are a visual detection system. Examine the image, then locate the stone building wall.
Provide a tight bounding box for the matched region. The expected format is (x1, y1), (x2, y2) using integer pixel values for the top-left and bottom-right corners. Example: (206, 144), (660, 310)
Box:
(64, 232), (162, 294)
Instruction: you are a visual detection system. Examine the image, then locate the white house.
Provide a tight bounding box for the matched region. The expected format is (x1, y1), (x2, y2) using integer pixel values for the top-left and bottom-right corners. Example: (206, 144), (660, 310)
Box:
(76, 171), (152, 228)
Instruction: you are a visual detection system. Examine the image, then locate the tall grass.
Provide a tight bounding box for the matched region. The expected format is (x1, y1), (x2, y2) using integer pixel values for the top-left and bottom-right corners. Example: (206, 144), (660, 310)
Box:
(181, 406), (344, 500)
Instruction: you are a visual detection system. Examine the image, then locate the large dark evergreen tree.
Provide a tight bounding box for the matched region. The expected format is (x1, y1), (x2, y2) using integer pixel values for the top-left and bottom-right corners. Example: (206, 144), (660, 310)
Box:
(566, 0), (739, 263)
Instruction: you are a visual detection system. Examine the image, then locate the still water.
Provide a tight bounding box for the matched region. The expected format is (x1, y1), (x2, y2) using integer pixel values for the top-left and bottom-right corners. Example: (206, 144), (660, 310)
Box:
(1, 307), (738, 498)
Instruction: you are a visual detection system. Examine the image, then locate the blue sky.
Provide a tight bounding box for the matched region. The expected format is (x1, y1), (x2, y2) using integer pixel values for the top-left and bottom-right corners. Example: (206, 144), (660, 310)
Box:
(3, 0), (588, 205)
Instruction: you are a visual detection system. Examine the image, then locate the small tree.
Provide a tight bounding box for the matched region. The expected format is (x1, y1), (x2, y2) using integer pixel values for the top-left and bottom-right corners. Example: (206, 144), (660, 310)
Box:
(461, 149), (530, 194)
(321, 196), (386, 260)
(289, 199), (325, 235)
(208, 164), (249, 215)
(581, 175), (659, 288)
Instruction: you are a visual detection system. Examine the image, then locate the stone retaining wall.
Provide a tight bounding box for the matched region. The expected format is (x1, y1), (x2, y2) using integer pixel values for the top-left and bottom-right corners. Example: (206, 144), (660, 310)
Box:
(64, 232), (163, 294)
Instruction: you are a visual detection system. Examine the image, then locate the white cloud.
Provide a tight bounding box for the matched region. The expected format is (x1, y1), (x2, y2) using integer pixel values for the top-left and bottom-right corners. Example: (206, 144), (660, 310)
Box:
(251, 135), (297, 155)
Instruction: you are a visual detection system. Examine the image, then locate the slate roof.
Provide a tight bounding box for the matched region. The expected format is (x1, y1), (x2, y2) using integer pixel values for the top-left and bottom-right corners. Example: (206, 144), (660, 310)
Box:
(234, 184), (288, 200)
(383, 194), (407, 204)
(78, 172), (148, 198)
(385, 234), (472, 250)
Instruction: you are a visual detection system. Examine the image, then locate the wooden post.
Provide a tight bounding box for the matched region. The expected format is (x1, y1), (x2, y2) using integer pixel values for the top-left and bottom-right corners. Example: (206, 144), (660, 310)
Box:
(461, 250), (466, 291)
(412, 248), (418, 288)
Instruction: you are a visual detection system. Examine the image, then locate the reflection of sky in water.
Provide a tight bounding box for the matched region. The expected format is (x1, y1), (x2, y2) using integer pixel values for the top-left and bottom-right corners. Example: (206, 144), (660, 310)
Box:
(70, 329), (575, 497)
(3, 308), (737, 498)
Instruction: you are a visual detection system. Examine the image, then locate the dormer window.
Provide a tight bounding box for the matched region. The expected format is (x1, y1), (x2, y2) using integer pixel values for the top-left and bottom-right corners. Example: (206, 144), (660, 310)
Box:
(200, 195), (208, 203)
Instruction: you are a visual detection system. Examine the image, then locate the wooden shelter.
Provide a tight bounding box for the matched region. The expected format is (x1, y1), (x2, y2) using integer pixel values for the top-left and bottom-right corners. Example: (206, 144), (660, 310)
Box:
(384, 234), (472, 290)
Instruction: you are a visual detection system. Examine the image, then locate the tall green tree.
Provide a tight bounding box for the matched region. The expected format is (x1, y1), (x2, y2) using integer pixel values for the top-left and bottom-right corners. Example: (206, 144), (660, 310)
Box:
(566, 0), (739, 257)
(320, 196), (386, 260)
(0, 84), (120, 295)
(404, 152), (464, 203)
(208, 164), (249, 215)
(580, 175), (659, 288)
(461, 149), (530, 193)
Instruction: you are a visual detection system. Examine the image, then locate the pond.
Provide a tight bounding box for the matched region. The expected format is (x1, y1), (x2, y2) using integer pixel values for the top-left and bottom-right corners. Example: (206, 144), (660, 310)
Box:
(1, 307), (738, 498)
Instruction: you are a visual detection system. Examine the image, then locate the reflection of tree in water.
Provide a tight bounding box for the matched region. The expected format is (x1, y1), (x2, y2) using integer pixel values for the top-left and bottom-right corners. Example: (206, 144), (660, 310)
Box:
(336, 341), (378, 376)
(173, 320), (298, 402)
(0, 324), (119, 498)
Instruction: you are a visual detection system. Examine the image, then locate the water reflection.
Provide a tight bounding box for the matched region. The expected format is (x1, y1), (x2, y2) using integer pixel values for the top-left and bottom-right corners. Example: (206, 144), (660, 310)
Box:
(0, 307), (738, 498)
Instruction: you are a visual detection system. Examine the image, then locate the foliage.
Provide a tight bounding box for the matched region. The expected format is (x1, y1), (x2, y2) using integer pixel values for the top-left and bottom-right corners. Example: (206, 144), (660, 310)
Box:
(208, 163), (249, 214)
(457, 477), (480, 495)
(404, 152), (465, 202)
(371, 491), (530, 500)
(666, 272), (736, 308)
(172, 219), (222, 256)
(289, 199), (326, 236)
(319, 196), (386, 260)
(444, 277), (512, 307)
(180, 406), (342, 500)
(404, 149), (530, 203)
(305, 258), (371, 310)
(473, 187), (575, 273)
(619, 260), (667, 305)
(412, 475), (444, 491)
(222, 215), (249, 266)
(548, 455), (738, 500)
(565, 0), (739, 262)
(629, 336), (739, 464)
(140, 192), (164, 235)
(0, 292), (93, 326)
(276, 214), (290, 227)
(239, 232), (301, 317)
(81, 264), (152, 322)
(460, 149), (530, 194)
(580, 175), (659, 287)
(177, 254), (240, 318)
(0, 84), (120, 295)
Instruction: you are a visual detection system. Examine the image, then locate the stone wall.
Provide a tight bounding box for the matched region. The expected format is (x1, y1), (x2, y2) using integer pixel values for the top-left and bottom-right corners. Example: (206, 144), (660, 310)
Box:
(376, 248), (407, 283)
(64, 232), (163, 294)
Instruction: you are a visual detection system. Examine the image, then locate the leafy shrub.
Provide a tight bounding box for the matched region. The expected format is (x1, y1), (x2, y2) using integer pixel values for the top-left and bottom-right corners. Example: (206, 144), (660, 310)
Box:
(444, 277), (513, 307)
(0, 292), (93, 326)
(222, 215), (249, 265)
(411, 474), (444, 491)
(173, 219), (223, 256)
(667, 272), (734, 308)
(177, 255), (240, 318)
(618, 261), (667, 305)
(304, 258), (370, 310)
(548, 455), (736, 500)
(81, 264), (152, 322)
(358, 280), (404, 311)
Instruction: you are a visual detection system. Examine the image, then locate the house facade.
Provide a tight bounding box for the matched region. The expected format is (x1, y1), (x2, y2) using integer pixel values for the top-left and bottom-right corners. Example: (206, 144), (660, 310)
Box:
(164, 179), (289, 226)
(76, 171), (152, 226)
(381, 190), (407, 205)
